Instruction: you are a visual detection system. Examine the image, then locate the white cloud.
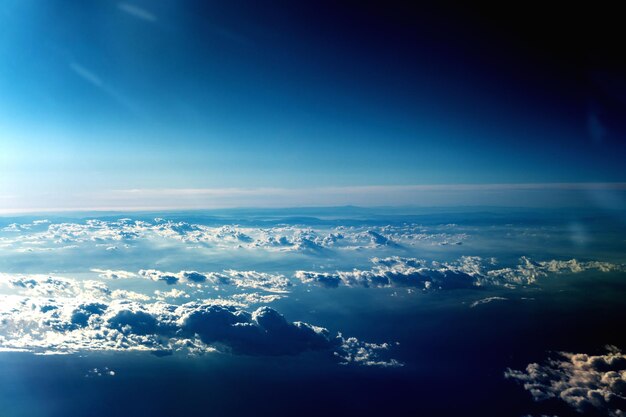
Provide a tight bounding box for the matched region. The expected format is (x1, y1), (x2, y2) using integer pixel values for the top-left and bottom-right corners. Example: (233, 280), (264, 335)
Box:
(296, 256), (481, 290)
(139, 269), (180, 285)
(0, 295), (400, 366)
(231, 292), (284, 305)
(297, 256), (625, 291)
(1, 219), (467, 257)
(0, 273), (110, 299)
(134, 268), (290, 293)
(295, 271), (342, 288)
(85, 367), (116, 378)
(154, 288), (190, 300)
(92, 269), (137, 280)
(486, 257), (623, 286)
(506, 346), (626, 416)
(469, 296), (508, 308)
(336, 337), (403, 367)
(111, 289), (151, 301)
(225, 270), (291, 293)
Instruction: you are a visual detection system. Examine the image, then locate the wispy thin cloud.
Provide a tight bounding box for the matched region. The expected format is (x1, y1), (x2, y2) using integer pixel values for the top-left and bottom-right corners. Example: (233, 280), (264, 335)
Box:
(113, 183), (626, 196)
(69, 63), (103, 88)
(117, 3), (156, 22)
(69, 62), (141, 115)
(1, 183), (626, 214)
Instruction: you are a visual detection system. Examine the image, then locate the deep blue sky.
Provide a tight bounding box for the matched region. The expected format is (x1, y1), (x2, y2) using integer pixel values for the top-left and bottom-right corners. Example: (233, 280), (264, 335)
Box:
(1, 1), (625, 210)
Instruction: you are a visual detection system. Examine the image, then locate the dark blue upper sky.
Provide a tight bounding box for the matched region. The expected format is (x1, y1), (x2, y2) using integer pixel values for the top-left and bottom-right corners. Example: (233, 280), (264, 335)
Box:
(1, 1), (625, 210)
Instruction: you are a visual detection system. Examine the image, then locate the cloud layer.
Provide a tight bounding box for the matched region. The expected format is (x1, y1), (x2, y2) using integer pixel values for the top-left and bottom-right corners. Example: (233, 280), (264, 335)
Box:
(296, 256), (624, 291)
(0, 218), (467, 253)
(0, 293), (400, 366)
(0, 272), (399, 366)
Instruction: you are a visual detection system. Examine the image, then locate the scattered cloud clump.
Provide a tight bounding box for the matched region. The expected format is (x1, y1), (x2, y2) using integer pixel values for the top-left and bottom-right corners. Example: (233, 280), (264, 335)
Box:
(85, 367), (115, 378)
(469, 296), (509, 308)
(337, 337), (403, 367)
(487, 256), (623, 285)
(297, 256), (482, 290)
(134, 269), (291, 293)
(296, 256), (625, 291)
(506, 346), (626, 417)
(92, 269), (137, 280)
(0, 293), (400, 367)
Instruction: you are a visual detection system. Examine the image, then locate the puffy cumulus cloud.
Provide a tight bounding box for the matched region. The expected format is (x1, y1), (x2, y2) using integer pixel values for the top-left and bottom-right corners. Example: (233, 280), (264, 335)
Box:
(0, 296), (399, 366)
(179, 305), (330, 356)
(179, 304), (400, 364)
(0, 273), (111, 299)
(139, 269), (181, 285)
(486, 257), (624, 286)
(151, 222), (258, 246)
(295, 271), (342, 288)
(0, 219), (149, 253)
(1, 219), (49, 232)
(1, 223), (22, 232)
(336, 337), (403, 367)
(0, 268), (287, 312)
(253, 224), (465, 252)
(254, 234), (292, 248)
(1, 218), (467, 254)
(181, 271), (209, 283)
(154, 289), (190, 300)
(204, 272), (232, 285)
(213, 225), (253, 243)
(363, 230), (397, 247)
(224, 270), (291, 293)
(0, 272), (169, 306)
(135, 269), (290, 293)
(296, 256), (626, 291)
(252, 228), (327, 252)
(91, 269), (137, 280)
(138, 269), (225, 286)
(291, 233), (326, 252)
(45, 219), (147, 243)
(296, 256), (481, 291)
(506, 346), (626, 416)
(161, 292), (283, 309)
(111, 289), (151, 301)
(0, 219), (149, 250)
(138, 270), (230, 286)
(69, 302), (108, 329)
(231, 292), (285, 305)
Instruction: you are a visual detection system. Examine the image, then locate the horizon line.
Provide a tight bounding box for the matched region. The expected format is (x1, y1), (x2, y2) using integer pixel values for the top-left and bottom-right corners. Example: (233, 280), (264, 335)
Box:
(1, 182), (625, 215)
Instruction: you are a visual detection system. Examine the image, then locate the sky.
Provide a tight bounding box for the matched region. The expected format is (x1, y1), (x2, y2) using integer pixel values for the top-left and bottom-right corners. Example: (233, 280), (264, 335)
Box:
(1, 1), (625, 211)
(1, 5), (626, 414)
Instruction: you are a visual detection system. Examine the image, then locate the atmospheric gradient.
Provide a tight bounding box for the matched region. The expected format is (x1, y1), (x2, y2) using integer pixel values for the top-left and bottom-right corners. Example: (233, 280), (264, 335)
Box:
(1, 2), (625, 417)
